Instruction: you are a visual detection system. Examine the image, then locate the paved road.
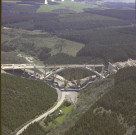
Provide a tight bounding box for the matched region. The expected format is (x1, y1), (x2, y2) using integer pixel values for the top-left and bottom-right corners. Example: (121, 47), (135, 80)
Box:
(1, 64), (104, 70)
(16, 90), (66, 135)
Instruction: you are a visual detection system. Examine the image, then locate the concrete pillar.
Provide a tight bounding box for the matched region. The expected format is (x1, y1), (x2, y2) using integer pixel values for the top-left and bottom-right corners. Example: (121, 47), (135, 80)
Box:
(44, 68), (46, 80)
(108, 62), (115, 74)
(92, 66), (95, 71)
(34, 64), (36, 77)
(23, 67), (26, 76)
(108, 63), (111, 74)
(44, 0), (48, 5)
(101, 66), (104, 75)
(13, 64), (14, 73)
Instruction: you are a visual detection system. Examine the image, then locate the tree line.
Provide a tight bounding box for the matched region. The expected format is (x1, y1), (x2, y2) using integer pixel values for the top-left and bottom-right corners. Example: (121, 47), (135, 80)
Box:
(64, 67), (136, 135)
(2, 74), (57, 135)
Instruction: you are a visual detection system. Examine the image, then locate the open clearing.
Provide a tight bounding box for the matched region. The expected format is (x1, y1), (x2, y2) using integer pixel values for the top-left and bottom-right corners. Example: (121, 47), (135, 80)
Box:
(37, 1), (98, 13)
(1, 51), (28, 64)
(2, 28), (84, 56)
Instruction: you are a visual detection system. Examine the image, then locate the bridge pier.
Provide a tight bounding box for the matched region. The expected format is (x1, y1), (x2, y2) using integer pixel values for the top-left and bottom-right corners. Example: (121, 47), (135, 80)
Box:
(34, 64), (36, 77)
(92, 66), (95, 71)
(108, 62), (115, 74)
(2, 64), (106, 80)
(23, 66), (26, 76)
(44, 68), (46, 80)
(101, 66), (104, 75)
(12, 64), (15, 73)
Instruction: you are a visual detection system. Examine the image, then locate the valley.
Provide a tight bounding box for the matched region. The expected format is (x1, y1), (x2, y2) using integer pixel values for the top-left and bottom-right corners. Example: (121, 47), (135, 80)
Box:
(1, 0), (136, 135)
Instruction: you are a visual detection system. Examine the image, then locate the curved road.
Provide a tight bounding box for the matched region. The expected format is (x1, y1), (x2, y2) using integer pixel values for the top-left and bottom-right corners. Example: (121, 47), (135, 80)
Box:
(16, 90), (66, 135)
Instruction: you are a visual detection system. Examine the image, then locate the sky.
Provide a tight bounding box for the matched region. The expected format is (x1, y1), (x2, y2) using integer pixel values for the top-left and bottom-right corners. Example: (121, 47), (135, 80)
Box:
(103, 0), (135, 3)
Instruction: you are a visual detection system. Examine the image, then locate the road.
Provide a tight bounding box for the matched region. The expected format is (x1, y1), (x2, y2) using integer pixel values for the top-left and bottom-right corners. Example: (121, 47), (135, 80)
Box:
(16, 90), (66, 135)
(12, 59), (136, 135)
(1, 64), (104, 70)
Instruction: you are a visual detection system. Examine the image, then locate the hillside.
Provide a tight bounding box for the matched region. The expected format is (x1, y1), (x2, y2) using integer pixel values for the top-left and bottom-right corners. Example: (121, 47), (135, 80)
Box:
(60, 26), (136, 63)
(2, 28), (85, 63)
(63, 67), (136, 135)
(1, 74), (57, 135)
(2, 1), (136, 135)
(1, 51), (28, 64)
(48, 75), (114, 135)
(2, 1), (135, 63)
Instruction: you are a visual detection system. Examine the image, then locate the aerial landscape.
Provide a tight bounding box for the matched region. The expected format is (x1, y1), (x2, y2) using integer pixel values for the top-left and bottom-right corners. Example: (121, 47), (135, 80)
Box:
(1, 0), (136, 135)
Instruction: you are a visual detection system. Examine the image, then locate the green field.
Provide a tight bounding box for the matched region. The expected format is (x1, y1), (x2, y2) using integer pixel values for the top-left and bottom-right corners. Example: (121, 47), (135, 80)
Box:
(2, 74), (57, 135)
(1, 51), (28, 64)
(55, 105), (74, 123)
(19, 101), (74, 135)
(2, 28), (84, 57)
(42, 101), (74, 133)
(23, 36), (84, 56)
(37, 1), (97, 13)
(48, 76), (114, 135)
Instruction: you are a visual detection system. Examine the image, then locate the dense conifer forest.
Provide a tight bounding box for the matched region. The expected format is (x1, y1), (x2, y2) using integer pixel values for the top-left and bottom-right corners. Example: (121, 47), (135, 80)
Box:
(59, 27), (136, 63)
(1, 74), (57, 135)
(2, 1), (136, 63)
(22, 67), (136, 135)
(64, 67), (136, 135)
(20, 122), (46, 135)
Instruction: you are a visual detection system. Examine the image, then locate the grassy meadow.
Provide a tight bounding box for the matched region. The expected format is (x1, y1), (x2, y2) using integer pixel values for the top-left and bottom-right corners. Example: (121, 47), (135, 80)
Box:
(37, 1), (97, 13)
(1, 51), (28, 64)
(2, 28), (84, 57)
(42, 102), (74, 133)
(21, 101), (74, 135)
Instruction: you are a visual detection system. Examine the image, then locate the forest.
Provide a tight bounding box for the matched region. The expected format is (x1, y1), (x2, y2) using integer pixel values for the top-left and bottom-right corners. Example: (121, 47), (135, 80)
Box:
(45, 53), (104, 64)
(1, 74), (57, 135)
(2, 25), (136, 64)
(2, 1), (136, 63)
(2, 1), (131, 33)
(84, 9), (135, 23)
(2, 11), (129, 32)
(60, 27), (136, 63)
(64, 67), (136, 135)
(2, 39), (51, 62)
(20, 122), (46, 135)
(2, 1), (136, 135)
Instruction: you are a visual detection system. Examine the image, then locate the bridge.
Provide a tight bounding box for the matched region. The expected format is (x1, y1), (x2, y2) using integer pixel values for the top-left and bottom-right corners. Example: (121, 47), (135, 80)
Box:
(2, 60), (135, 135)
(1, 64), (105, 79)
(2, 59), (136, 80)
(108, 59), (136, 74)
